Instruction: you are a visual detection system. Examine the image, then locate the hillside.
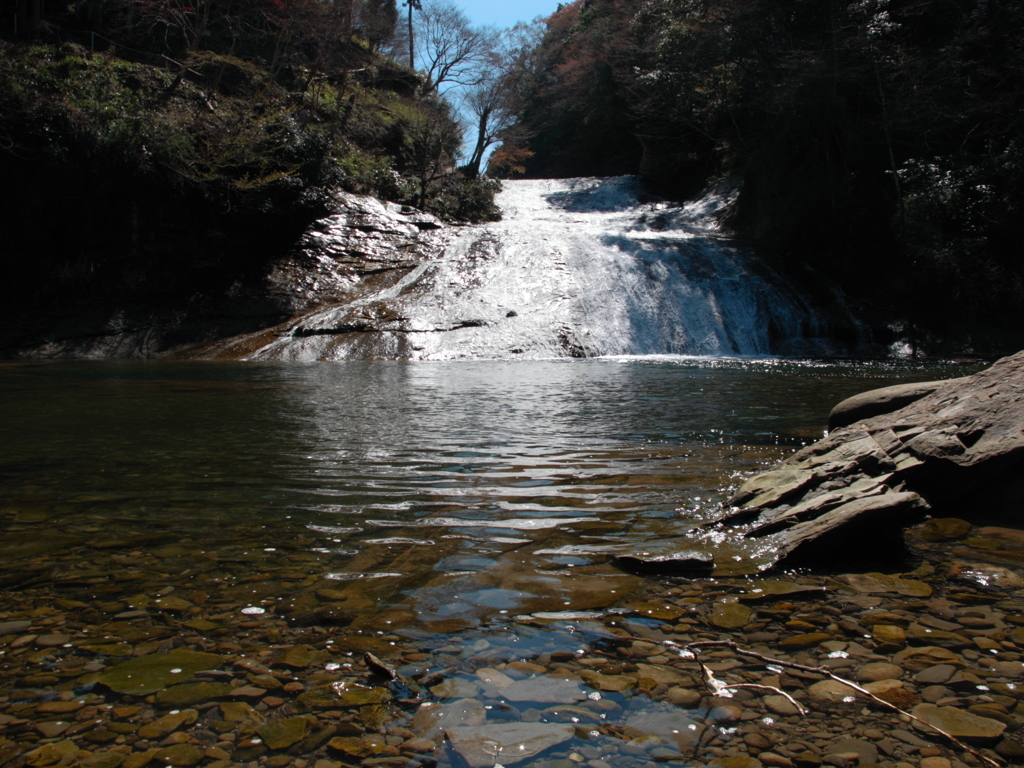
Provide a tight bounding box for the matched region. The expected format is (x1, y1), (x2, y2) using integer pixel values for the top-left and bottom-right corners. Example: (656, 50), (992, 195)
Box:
(0, 1), (499, 340)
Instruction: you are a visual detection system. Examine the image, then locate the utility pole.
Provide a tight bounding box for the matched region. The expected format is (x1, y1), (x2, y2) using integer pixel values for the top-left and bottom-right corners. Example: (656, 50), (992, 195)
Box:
(405, 0), (421, 69)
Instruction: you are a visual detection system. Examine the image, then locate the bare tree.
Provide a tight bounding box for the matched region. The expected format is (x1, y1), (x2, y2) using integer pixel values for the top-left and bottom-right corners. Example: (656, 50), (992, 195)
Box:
(415, 0), (497, 94)
(461, 21), (544, 175)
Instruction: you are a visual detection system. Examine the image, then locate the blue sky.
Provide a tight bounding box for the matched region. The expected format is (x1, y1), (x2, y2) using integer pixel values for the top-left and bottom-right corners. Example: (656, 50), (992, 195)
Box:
(456, 0), (562, 29)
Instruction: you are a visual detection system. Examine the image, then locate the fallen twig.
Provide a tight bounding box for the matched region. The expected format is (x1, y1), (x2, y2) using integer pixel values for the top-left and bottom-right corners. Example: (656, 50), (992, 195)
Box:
(665, 639), (1001, 768)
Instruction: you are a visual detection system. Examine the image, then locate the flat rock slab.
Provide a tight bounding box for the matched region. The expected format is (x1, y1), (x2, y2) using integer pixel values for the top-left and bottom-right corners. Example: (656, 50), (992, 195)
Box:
(679, 351), (1024, 573)
(487, 676), (586, 704)
(911, 703), (1006, 741)
(445, 722), (575, 767)
(99, 649), (225, 695)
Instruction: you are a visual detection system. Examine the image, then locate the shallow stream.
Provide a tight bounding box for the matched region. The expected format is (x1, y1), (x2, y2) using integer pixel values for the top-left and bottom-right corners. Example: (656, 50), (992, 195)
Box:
(4, 357), (1013, 768)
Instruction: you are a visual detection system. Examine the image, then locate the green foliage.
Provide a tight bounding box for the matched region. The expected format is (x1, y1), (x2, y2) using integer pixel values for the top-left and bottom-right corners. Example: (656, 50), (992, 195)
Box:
(0, 27), (497, 306)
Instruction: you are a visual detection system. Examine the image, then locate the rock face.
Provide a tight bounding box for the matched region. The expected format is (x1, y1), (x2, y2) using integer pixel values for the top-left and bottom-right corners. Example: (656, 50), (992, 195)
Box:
(0, 193), (447, 359)
(714, 351), (1024, 570)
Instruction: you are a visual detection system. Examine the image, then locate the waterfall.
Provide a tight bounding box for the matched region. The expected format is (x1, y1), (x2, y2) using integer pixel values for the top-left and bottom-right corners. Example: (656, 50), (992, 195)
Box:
(239, 177), (844, 361)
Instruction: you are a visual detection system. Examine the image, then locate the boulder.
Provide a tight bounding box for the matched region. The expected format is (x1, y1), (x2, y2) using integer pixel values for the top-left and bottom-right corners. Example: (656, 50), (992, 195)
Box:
(827, 379), (969, 432)
(615, 352), (1024, 576)
(719, 351), (1024, 570)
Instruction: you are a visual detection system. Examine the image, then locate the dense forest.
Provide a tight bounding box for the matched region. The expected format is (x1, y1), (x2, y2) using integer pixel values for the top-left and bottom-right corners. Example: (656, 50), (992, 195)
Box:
(0, 0), (503, 309)
(498, 0), (1024, 351)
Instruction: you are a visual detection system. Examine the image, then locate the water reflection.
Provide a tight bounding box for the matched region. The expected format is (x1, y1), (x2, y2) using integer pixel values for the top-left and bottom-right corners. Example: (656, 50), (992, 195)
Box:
(0, 358), (981, 630)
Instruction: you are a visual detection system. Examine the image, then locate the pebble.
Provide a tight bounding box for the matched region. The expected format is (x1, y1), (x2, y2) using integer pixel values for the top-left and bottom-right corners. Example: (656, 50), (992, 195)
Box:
(3, 513), (1024, 768)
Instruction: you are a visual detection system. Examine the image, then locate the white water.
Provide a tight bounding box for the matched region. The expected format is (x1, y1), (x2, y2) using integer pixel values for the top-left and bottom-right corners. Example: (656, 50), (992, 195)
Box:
(250, 177), (838, 360)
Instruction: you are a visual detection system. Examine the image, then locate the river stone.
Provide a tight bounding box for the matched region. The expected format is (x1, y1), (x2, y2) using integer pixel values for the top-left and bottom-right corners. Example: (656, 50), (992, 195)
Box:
(0, 620), (31, 635)
(26, 743), (69, 767)
(256, 716), (314, 750)
(894, 646), (966, 673)
(99, 649), (224, 695)
(35, 701), (84, 715)
(280, 645), (330, 669)
(740, 580), (828, 601)
(496, 676), (586, 703)
(710, 758), (763, 768)
(828, 380), (953, 431)
(80, 753), (126, 768)
(627, 601), (687, 621)
(412, 699), (487, 740)
(911, 704), (1006, 741)
(954, 563), (1024, 590)
(623, 710), (706, 750)
(855, 662), (904, 682)
(446, 723), (575, 767)
(221, 702), (264, 723)
(829, 739), (878, 765)
(153, 597), (192, 613)
(779, 632), (831, 650)
(710, 603), (752, 629)
(152, 745), (204, 767)
(137, 709), (198, 740)
(872, 624), (906, 646)
(476, 668), (515, 687)
(807, 680), (859, 704)
(155, 682), (234, 707)
(326, 736), (385, 758)
(667, 687), (702, 707)
(580, 671), (635, 692)
(431, 678), (481, 699)
(34, 633), (71, 647)
(634, 664), (695, 686)
(764, 695), (802, 716)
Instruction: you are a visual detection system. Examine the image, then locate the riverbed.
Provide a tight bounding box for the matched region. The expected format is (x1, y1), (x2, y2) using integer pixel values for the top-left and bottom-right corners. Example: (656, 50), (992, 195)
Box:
(6, 357), (1021, 768)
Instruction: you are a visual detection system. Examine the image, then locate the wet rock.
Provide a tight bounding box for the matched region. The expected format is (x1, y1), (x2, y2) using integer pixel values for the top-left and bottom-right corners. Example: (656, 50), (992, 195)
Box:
(828, 380), (957, 431)
(492, 676), (586, 704)
(257, 716), (315, 750)
(911, 704), (1006, 741)
(667, 687), (702, 707)
(855, 663), (903, 682)
(445, 723), (575, 768)
(711, 603), (753, 629)
(33, 633), (70, 647)
(779, 633), (831, 650)
(622, 709), (706, 751)
(99, 649), (224, 695)
(152, 744), (205, 767)
(918, 519), (973, 541)
(137, 710), (198, 740)
(154, 682), (233, 707)
(411, 699), (487, 740)
(807, 680), (859, 704)
(705, 353), (1024, 572)
(764, 695), (802, 716)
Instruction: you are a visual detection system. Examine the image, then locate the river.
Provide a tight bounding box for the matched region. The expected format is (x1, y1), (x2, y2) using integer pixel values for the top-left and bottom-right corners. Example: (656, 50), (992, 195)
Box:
(5, 356), (1017, 768)
(0, 357), (977, 629)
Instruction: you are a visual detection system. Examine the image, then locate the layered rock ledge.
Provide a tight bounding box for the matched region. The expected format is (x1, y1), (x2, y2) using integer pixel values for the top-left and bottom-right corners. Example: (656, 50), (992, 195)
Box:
(673, 351), (1024, 573)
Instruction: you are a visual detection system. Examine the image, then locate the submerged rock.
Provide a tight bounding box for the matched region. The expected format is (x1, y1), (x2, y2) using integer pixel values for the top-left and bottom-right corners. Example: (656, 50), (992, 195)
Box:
(445, 722), (575, 767)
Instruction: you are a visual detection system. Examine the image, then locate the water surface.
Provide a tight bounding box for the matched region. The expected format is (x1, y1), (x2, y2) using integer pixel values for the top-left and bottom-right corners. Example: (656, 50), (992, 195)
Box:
(0, 357), (980, 631)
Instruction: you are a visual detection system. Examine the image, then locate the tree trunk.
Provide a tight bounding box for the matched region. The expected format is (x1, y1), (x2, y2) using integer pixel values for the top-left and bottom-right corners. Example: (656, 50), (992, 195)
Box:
(466, 105), (492, 177)
(407, 2), (415, 68)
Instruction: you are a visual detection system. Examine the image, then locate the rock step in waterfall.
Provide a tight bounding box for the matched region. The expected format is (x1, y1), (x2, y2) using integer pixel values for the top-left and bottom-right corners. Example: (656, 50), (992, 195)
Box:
(207, 177), (851, 361)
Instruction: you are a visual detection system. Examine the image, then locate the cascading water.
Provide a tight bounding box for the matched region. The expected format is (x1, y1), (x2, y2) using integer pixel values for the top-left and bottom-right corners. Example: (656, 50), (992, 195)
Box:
(239, 177), (844, 361)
